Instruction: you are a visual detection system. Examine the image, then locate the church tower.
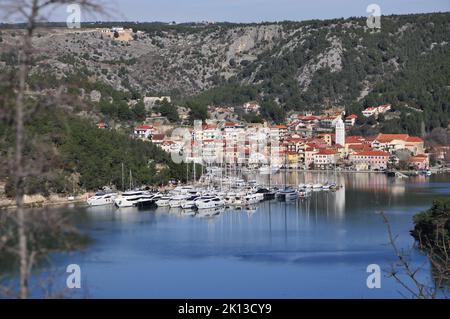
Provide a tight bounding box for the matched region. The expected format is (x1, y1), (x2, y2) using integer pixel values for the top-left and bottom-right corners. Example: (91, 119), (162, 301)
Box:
(335, 117), (345, 147)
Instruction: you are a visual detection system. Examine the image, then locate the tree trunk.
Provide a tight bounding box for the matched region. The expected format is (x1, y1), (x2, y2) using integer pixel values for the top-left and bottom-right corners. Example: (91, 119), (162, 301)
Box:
(15, 4), (37, 298)
(15, 38), (30, 300)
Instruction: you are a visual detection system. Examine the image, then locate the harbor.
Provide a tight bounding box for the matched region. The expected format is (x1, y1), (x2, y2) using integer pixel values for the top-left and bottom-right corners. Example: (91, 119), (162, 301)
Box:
(85, 165), (346, 214)
(10, 171), (446, 298)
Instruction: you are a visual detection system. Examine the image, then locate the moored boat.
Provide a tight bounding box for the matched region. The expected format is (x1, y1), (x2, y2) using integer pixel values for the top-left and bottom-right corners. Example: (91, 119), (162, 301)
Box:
(87, 191), (117, 206)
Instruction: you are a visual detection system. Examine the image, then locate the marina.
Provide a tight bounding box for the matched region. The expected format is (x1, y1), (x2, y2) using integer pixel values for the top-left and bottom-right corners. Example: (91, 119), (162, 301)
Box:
(22, 172), (450, 298)
(86, 166), (344, 213)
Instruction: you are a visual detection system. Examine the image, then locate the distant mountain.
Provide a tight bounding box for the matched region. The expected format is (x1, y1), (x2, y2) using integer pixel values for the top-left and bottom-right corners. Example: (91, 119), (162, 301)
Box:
(0, 12), (449, 132)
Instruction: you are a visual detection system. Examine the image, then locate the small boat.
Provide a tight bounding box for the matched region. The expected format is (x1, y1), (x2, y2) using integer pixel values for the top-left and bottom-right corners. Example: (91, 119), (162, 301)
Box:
(180, 195), (201, 209)
(195, 196), (225, 209)
(155, 196), (171, 207)
(312, 183), (323, 189)
(276, 187), (299, 201)
(299, 189), (311, 199)
(255, 187), (275, 200)
(87, 191), (117, 206)
(243, 193), (261, 205)
(322, 182), (336, 190)
(114, 190), (151, 208)
(298, 183), (306, 189)
(169, 194), (191, 208)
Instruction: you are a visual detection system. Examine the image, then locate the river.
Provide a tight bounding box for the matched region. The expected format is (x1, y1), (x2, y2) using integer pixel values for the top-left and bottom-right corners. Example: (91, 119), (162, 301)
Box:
(20, 173), (450, 298)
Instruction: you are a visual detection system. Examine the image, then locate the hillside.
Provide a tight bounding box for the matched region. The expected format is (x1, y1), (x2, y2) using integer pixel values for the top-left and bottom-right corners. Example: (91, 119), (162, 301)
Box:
(1, 13), (449, 132)
(0, 104), (194, 196)
(0, 12), (450, 196)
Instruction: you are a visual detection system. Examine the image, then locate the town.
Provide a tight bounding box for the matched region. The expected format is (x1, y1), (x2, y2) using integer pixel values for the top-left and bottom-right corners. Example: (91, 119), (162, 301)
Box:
(97, 99), (447, 174)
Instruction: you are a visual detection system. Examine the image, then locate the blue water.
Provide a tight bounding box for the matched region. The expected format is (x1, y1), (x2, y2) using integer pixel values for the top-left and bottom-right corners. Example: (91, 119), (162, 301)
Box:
(23, 173), (450, 298)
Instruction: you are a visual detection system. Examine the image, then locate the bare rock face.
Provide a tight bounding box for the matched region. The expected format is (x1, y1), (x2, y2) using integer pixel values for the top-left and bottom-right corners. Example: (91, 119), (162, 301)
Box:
(297, 37), (343, 91)
(90, 90), (101, 102)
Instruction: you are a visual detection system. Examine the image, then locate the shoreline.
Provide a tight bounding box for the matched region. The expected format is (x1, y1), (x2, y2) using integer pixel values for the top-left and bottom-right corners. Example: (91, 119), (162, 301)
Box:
(1, 169), (449, 210)
(0, 194), (88, 210)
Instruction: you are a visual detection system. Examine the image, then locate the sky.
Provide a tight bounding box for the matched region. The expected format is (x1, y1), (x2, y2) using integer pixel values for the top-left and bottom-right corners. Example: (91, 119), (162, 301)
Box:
(3, 0), (450, 23)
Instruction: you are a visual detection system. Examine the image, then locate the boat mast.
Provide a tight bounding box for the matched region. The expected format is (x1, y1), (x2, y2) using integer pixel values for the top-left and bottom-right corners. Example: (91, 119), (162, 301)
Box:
(121, 163), (124, 192)
(193, 159), (196, 185)
(284, 143), (287, 189)
(186, 161), (189, 185)
(129, 169), (133, 190)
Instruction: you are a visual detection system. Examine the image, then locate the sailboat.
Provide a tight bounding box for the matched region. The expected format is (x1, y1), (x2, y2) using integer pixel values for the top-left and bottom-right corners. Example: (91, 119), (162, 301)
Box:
(276, 145), (298, 201)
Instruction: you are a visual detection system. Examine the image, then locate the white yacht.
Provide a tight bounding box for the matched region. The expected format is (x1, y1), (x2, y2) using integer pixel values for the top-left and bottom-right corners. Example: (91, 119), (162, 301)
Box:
(171, 185), (196, 195)
(87, 191), (117, 206)
(244, 193), (263, 205)
(169, 194), (191, 208)
(195, 196), (225, 209)
(114, 190), (151, 208)
(180, 195), (201, 209)
(155, 196), (171, 207)
(276, 187), (299, 201)
(322, 182), (336, 190)
(312, 183), (323, 189)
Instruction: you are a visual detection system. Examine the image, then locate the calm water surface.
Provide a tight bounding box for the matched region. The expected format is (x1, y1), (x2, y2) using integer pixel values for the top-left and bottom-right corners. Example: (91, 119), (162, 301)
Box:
(31, 173), (450, 298)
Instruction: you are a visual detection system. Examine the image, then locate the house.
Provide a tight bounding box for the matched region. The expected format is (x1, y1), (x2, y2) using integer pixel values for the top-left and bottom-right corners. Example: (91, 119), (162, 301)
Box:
(408, 154), (429, 170)
(270, 125), (288, 142)
(313, 149), (339, 169)
(287, 151), (299, 169)
(161, 140), (175, 153)
(151, 134), (165, 145)
(320, 115), (340, 128)
(318, 133), (333, 146)
(350, 150), (390, 171)
(243, 101), (261, 114)
(345, 114), (358, 126)
(134, 124), (154, 139)
(96, 122), (108, 129)
(371, 133), (424, 155)
(298, 115), (320, 125)
(304, 147), (318, 168)
(362, 104), (391, 118)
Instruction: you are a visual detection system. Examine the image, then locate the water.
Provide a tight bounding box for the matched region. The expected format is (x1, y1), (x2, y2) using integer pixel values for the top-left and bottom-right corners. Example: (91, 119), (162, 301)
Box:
(22, 173), (450, 298)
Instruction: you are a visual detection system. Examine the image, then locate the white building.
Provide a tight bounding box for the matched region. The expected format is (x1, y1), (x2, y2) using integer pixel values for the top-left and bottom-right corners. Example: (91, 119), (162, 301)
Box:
(335, 118), (345, 147)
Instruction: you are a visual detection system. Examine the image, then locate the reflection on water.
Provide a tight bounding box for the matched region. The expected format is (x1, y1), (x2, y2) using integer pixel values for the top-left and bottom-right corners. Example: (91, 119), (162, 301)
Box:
(27, 173), (450, 298)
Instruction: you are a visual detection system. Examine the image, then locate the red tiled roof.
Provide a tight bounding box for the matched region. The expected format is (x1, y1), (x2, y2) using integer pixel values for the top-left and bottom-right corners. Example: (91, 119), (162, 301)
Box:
(345, 114), (358, 119)
(315, 149), (338, 155)
(299, 115), (319, 121)
(409, 154), (428, 163)
(151, 134), (165, 140)
(406, 136), (423, 143)
(348, 144), (372, 151)
(135, 124), (153, 130)
(321, 116), (339, 120)
(271, 125), (288, 129)
(375, 133), (410, 143)
(202, 124), (217, 130)
(345, 136), (365, 144)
